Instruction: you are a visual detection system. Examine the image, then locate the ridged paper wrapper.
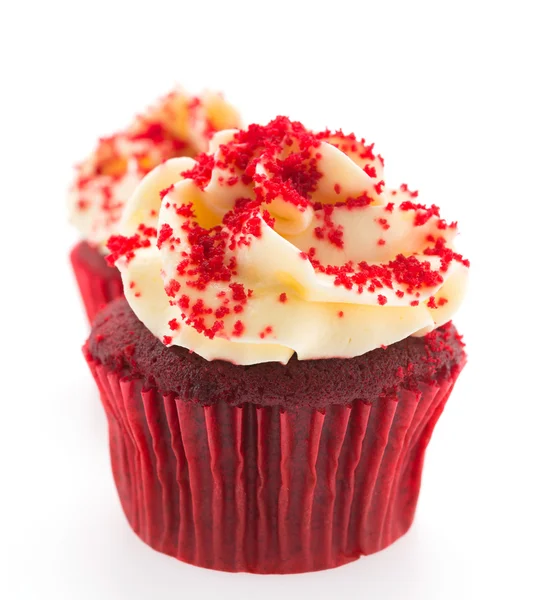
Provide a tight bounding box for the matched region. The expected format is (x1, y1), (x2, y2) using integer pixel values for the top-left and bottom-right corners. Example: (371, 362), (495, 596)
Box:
(86, 352), (464, 573)
(70, 242), (123, 322)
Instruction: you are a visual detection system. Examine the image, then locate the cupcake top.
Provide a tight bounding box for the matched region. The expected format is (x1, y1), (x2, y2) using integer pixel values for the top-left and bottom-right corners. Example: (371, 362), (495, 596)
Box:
(107, 116), (469, 365)
(68, 88), (241, 249)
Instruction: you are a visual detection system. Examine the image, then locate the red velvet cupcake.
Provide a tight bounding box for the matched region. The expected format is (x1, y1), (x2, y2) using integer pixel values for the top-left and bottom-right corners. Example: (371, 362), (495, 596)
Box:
(85, 117), (469, 573)
(68, 88), (241, 322)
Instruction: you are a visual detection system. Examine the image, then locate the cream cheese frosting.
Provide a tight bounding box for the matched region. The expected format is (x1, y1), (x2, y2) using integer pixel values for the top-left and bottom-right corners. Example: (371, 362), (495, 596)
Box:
(68, 89), (241, 249)
(108, 117), (469, 365)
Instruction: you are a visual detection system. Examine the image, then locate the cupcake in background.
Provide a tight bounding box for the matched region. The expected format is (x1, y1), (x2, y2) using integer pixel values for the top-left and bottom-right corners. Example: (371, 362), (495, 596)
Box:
(68, 88), (241, 322)
(86, 117), (468, 573)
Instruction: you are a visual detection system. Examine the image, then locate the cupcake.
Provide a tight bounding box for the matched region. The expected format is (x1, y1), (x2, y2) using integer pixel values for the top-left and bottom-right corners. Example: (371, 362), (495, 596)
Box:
(69, 88), (241, 322)
(85, 116), (468, 573)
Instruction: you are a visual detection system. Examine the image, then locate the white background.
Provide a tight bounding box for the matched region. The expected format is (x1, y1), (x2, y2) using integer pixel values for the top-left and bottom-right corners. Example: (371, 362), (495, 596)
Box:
(2, 1), (538, 598)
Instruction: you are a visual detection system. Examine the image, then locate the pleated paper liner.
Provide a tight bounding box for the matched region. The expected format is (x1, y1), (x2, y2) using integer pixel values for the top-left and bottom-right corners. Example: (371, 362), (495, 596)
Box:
(87, 353), (464, 574)
(70, 242), (123, 323)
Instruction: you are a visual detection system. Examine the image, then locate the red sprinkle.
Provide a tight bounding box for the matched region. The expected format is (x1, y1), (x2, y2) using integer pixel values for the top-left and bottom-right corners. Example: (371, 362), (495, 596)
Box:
(165, 279), (181, 297)
(106, 233), (152, 265)
(160, 184), (174, 199)
(181, 153), (215, 188)
(232, 320), (245, 337)
(363, 164), (377, 178)
(400, 183), (419, 197)
(374, 180), (385, 194)
(157, 223), (174, 248)
(168, 318), (180, 330)
(400, 200), (441, 227)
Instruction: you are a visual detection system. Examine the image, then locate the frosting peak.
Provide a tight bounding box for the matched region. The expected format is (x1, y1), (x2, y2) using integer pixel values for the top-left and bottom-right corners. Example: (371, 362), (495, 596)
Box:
(109, 117), (469, 365)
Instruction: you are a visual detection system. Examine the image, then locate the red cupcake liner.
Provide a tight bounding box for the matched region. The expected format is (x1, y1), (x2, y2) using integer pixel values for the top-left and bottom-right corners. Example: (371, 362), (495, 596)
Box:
(86, 353), (464, 574)
(70, 242), (123, 323)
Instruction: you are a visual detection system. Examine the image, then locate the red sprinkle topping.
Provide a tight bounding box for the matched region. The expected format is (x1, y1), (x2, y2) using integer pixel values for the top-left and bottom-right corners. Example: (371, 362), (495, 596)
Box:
(165, 279), (181, 297)
(105, 116), (468, 341)
(168, 318), (180, 330)
(181, 153), (215, 188)
(363, 164), (377, 178)
(311, 204), (345, 249)
(106, 233), (152, 265)
(428, 295), (449, 309)
(160, 185), (174, 200)
(424, 237), (470, 270)
(232, 320), (245, 337)
(374, 180), (385, 194)
(400, 200), (441, 226)
(157, 223), (174, 248)
(400, 183), (419, 197)
(137, 223), (157, 237)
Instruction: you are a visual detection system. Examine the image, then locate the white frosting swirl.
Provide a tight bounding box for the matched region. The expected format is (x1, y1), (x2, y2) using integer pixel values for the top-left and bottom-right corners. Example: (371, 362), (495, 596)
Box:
(68, 89), (241, 249)
(110, 118), (468, 365)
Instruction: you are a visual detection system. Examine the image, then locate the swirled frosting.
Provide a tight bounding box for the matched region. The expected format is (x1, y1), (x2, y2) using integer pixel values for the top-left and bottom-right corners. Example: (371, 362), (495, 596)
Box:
(68, 88), (241, 248)
(108, 117), (469, 365)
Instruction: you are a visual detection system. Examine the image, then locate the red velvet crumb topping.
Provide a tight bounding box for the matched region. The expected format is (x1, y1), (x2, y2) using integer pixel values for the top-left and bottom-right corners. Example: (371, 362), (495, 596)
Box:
(106, 116), (468, 343)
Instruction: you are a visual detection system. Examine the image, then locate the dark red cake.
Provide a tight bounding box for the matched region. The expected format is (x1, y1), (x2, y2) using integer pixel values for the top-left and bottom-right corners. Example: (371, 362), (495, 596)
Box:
(85, 298), (465, 573)
(88, 298), (464, 409)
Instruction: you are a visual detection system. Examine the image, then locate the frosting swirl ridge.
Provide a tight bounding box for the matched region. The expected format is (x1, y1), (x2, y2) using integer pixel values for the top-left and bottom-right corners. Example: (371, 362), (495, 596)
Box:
(109, 116), (469, 365)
